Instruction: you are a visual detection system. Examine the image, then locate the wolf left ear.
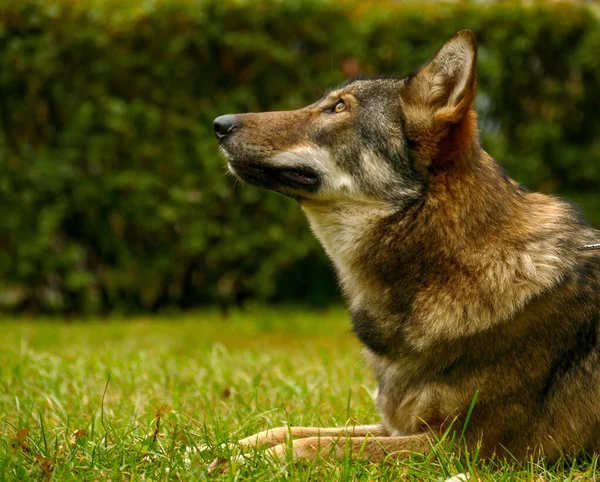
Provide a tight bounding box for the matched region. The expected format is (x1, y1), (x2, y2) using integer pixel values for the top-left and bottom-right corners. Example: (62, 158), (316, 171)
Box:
(402, 30), (477, 136)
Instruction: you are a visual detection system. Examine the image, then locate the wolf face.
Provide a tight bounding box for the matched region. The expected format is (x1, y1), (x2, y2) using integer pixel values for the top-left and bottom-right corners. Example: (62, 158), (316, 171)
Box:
(215, 30), (477, 212)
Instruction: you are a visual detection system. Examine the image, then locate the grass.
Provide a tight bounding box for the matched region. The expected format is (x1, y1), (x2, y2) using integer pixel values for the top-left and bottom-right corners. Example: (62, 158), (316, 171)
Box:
(0, 306), (599, 481)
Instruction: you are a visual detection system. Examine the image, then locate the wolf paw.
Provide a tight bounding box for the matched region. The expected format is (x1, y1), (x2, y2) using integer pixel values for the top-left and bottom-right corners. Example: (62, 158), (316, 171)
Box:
(202, 442), (253, 475)
(207, 453), (252, 475)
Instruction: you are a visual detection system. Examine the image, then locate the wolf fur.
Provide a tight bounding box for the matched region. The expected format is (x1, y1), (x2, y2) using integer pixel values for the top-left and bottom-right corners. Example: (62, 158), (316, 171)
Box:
(212, 30), (600, 464)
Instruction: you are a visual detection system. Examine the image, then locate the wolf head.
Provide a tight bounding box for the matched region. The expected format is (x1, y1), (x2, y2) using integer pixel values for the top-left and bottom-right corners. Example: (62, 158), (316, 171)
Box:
(214, 30), (478, 210)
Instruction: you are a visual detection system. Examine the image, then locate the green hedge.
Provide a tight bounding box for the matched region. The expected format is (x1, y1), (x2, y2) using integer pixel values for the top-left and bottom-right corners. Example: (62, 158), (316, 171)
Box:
(0, 0), (599, 313)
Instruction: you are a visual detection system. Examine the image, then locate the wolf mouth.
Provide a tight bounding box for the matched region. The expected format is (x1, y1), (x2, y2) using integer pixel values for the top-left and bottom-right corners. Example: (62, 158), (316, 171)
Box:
(228, 160), (321, 192)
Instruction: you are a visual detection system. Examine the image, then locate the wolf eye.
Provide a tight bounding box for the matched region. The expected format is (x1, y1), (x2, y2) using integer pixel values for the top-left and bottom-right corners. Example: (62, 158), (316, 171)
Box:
(334, 100), (347, 113)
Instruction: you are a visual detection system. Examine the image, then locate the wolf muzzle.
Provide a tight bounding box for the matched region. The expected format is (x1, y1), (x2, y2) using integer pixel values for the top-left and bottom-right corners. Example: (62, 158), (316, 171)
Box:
(213, 114), (240, 142)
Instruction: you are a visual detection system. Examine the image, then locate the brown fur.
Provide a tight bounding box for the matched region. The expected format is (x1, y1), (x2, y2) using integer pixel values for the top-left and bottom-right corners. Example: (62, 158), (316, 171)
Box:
(211, 30), (600, 468)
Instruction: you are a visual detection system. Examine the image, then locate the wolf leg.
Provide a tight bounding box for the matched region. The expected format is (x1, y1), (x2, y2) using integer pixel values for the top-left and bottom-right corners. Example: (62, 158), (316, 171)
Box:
(265, 434), (431, 463)
(236, 423), (388, 450)
(206, 424), (389, 474)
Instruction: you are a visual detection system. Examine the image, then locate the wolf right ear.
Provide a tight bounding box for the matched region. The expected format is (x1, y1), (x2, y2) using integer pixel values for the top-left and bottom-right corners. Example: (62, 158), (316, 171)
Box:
(401, 30), (477, 133)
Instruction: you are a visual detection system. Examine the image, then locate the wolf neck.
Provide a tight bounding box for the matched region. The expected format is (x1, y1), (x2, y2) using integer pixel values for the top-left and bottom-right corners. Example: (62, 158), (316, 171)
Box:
(301, 198), (397, 288)
(302, 153), (579, 354)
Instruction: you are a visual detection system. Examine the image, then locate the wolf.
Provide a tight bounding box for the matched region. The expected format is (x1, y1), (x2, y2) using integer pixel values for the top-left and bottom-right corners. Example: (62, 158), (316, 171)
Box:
(212, 30), (600, 464)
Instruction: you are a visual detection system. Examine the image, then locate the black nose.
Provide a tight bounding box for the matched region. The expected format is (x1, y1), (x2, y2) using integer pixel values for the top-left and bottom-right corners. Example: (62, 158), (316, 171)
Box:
(213, 115), (239, 141)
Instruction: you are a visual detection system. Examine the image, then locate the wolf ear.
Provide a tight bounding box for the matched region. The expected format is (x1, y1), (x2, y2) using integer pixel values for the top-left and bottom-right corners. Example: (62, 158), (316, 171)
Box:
(402, 30), (477, 132)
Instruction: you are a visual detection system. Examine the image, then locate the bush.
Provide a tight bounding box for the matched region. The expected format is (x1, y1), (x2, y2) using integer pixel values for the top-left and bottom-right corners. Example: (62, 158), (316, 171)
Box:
(0, 0), (598, 313)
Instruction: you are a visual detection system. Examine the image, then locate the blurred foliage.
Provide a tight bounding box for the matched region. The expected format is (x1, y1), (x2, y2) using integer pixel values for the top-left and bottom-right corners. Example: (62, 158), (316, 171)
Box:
(0, 0), (599, 313)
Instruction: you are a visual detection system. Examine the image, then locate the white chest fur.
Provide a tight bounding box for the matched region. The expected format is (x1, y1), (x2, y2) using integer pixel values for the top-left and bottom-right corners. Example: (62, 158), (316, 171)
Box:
(301, 200), (395, 307)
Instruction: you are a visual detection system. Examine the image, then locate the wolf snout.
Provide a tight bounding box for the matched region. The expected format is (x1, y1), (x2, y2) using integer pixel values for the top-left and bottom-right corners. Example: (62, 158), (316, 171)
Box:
(213, 114), (240, 141)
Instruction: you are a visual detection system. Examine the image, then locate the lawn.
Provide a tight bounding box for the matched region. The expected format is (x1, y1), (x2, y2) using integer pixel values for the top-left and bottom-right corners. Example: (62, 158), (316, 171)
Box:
(0, 307), (598, 481)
